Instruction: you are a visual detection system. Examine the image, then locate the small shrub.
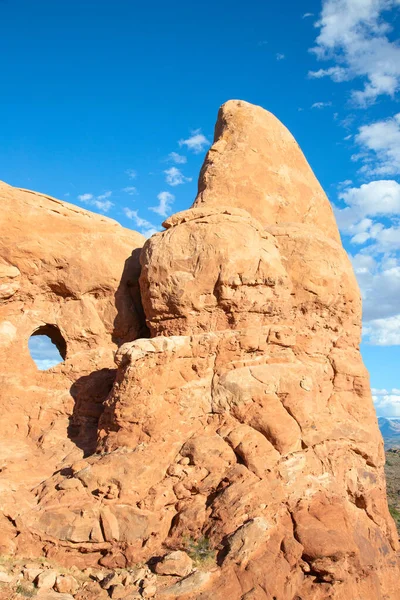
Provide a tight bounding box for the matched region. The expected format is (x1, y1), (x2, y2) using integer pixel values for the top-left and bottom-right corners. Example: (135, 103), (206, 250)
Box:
(185, 535), (216, 568)
(15, 583), (36, 597)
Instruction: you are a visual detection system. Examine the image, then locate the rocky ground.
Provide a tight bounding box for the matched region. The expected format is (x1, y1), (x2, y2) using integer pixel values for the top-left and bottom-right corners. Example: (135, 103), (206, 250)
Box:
(385, 449), (400, 534)
(0, 547), (217, 599)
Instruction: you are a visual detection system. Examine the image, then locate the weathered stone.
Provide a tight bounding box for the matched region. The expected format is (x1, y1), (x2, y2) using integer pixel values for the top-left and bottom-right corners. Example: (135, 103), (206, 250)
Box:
(35, 569), (57, 589)
(141, 584), (157, 598)
(193, 99), (340, 243)
(0, 100), (399, 599)
(0, 180), (145, 558)
(101, 572), (121, 590)
(109, 583), (129, 599)
(54, 574), (79, 594)
(23, 567), (44, 582)
(158, 570), (214, 598)
(0, 570), (13, 583)
(36, 592), (75, 600)
(155, 550), (193, 577)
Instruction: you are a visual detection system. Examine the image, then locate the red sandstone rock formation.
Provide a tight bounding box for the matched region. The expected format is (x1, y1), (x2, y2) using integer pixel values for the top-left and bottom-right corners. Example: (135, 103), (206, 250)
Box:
(0, 101), (399, 600)
(0, 181), (145, 553)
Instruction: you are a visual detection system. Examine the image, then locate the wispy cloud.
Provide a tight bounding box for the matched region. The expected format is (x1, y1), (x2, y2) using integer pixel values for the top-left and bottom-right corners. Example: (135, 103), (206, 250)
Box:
(311, 101), (332, 109)
(164, 167), (192, 186)
(364, 316), (400, 346)
(309, 0), (400, 105)
(335, 180), (400, 242)
(351, 253), (400, 345)
(179, 129), (210, 154)
(353, 113), (400, 176)
(77, 191), (113, 213)
(168, 152), (187, 164)
(302, 12), (314, 18)
(123, 208), (158, 238)
(125, 169), (137, 179)
(123, 186), (137, 195)
(28, 335), (63, 370)
(150, 191), (175, 217)
(372, 389), (400, 416)
(308, 66), (350, 82)
(276, 53), (285, 60)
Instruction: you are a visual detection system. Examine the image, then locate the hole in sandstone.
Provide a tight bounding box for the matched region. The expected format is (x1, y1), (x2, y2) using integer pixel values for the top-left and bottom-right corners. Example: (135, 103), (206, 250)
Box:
(28, 324), (66, 370)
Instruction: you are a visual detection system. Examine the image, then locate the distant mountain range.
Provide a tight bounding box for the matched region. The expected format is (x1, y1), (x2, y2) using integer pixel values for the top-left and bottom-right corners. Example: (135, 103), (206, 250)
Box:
(378, 417), (400, 449)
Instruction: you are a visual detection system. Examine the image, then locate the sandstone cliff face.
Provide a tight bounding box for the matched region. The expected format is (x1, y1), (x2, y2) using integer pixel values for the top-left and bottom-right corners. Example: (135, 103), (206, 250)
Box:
(0, 181), (145, 543)
(0, 102), (399, 600)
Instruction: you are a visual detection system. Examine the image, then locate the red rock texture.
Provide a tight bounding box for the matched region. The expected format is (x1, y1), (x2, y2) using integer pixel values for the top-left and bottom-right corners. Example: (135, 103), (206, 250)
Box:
(0, 181), (145, 554)
(0, 101), (399, 600)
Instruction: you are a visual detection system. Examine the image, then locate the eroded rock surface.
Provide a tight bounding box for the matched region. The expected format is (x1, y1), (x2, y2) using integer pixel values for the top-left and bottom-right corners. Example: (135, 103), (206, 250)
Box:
(193, 100), (341, 243)
(0, 181), (145, 553)
(1, 101), (399, 600)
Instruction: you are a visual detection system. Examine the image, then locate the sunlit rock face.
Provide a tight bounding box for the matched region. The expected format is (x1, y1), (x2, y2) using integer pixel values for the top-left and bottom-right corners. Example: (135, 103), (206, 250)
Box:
(0, 181), (145, 542)
(1, 102), (399, 600)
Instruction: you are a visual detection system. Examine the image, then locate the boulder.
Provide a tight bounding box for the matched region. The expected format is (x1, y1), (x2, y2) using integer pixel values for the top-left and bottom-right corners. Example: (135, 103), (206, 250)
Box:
(155, 550), (193, 577)
(35, 569), (57, 589)
(54, 574), (79, 594)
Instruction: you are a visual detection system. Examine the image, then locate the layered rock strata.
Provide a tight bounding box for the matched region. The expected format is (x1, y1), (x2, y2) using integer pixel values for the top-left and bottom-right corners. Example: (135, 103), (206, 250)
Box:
(0, 181), (145, 547)
(0, 101), (399, 600)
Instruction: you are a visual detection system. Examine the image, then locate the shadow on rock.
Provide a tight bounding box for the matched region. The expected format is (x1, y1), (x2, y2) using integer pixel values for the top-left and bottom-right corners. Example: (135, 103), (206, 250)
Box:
(68, 368), (117, 457)
(112, 247), (149, 345)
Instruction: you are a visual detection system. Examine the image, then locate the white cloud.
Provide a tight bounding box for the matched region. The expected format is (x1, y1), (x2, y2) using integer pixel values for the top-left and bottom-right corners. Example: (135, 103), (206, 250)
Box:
(276, 53), (285, 60)
(123, 186), (137, 195)
(354, 113), (400, 176)
(164, 167), (192, 186)
(28, 335), (63, 370)
(179, 129), (210, 154)
(359, 223), (400, 252)
(168, 152), (187, 164)
(78, 193), (93, 202)
(310, 0), (400, 105)
(97, 191), (112, 200)
(303, 12), (314, 18)
(150, 191), (175, 218)
(373, 393), (400, 417)
(352, 252), (400, 321)
(340, 180), (400, 219)
(308, 66), (350, 82)
(311, 101), (332, 108)
(372, 388), (400, 395)
(367, 319), (400, 345)
(365, 315), (400, 345)
(335, 180), (400, 245)
(77, 191), (113, 213)
(93, 199), (113, 212)
(351, 253), (400, 347)
(125, 169), (137, 179)
(123, 208), (159, 238)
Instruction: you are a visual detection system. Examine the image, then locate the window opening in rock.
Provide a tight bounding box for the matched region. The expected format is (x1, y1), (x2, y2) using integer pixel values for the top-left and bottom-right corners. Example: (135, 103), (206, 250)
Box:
(28, 324), (67, 370)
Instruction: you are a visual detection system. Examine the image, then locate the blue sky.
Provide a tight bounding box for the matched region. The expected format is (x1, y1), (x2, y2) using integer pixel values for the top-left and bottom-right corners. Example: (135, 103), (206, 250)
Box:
(2, 0), (400, 416)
